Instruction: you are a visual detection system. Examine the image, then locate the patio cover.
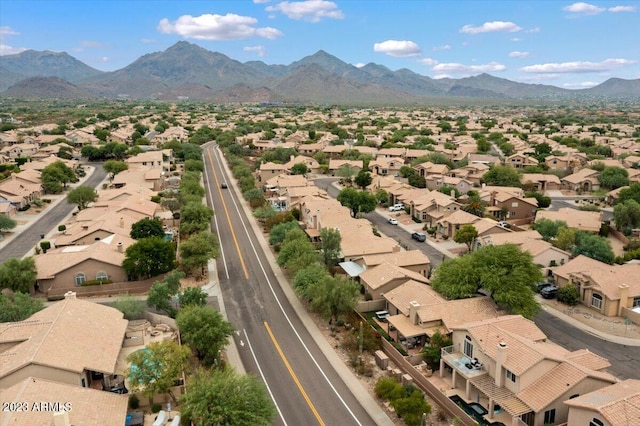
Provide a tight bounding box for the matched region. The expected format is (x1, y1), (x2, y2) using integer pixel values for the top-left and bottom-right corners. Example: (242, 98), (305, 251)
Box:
(471, 375), (531, 417)
(387, 314), (427, 339)
(338, 261), (365, 278)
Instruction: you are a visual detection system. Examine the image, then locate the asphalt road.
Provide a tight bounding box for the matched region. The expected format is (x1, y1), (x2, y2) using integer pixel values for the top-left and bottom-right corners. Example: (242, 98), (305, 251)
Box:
(0, 163), (107, 264)
(534, 310), (640, 380)
(202, 146), (379, 426)
(313, 177), (447, 268)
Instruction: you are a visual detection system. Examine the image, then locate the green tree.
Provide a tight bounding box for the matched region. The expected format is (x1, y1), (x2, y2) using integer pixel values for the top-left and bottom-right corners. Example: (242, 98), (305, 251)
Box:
(243, 188), (266, 208)
(292, 264), (331, 300)
(181, 368), (276, 426)
(482, 165), (521, 187)
(421, 331), (452, 370)
(375, 189), (389, 205)
(438, 185), (460, 198)
(613, 199), (640, 234)
(176, 306), (234, 367)
(126, 340), (190, 405)
(354, 170), (373, 190)
(335, 164), (358, 184)
(618, 183), (640, 204)
(573, 232), (615, 264)
(554, 227), (577, 251)
(336, 187), (377, 217)
(103, 160), (128, 177)
(180, 231), (220, 276)
(533, 218), (567, 241)
(67, 186), (97, 210)
(178, 287), (208, 308)
(184, 159), (204, 173)
(147, 281), (177, 317)
(130, 217), (165, 240)
(431, 245), (541, 318)
(122, 237), (176, 280)
(290, 163), (309, 175)
(277, 231), (318, 275)
(111, 295), (146, 320)
(269, 221), (299, 245)
(453, 224), (478, 252)
(476, 138), (491, 153)
(462, 191), (486, 217)
(0, 215), (17, 232)
(309, 275), (360, 324)
(526, 191), (551, 208)
(599, 166), (629, 190)
(557, 286), (580, 306)
(392, 388), (432, 426)
(181, 202), (214, 236)
(319, 227), (342, 268)
(0, 257), (37, 293)
(41, 161), (78, 193)
(0, 291), (44, 322)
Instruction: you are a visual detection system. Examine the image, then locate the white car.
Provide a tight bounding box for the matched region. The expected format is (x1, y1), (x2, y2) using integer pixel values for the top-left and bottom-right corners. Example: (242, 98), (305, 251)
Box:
(388, 203), (404, 212)
(388, 218), (398, 225)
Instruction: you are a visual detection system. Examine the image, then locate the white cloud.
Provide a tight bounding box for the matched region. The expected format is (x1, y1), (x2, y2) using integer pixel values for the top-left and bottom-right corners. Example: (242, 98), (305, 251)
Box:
(562, 81), (599, 87)
(563, 2), (605, 14)
(526, 27), (541, 33)
(101, 56), (109, 62)
(432, 61), (506, 74)
(511, 37), (523, 42)
(354, 63), (366, 68)
(0, 26), (19, 36)
(433, 44), (451, 51)
(158, 13), (283, 40)
(608, 5), (636, 12)
(0, 44), (27, 55)
(433, 74), (453, 80)
(244, 45), (266, 57)
(265, 1), (344, 22)
(516, 74), (561, 82)
(460, 21), (522, 34)
(373, 40), (421, 57)
(418, 57), (439, 66)
(141, 38), (156, 44)
(254, 0), (271, 3)
(520, 58), (636, 73)
(509, 51), (529, 58)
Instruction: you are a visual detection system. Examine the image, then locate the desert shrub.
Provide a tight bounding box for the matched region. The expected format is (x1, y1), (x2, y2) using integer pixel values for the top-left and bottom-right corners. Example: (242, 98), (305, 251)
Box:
(557, 286), (580, 306)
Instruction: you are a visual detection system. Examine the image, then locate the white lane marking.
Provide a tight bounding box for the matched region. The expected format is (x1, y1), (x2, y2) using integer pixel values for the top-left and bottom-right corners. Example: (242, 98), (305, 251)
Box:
(203, 144), (229, 279)
(244, 329), (288, 426)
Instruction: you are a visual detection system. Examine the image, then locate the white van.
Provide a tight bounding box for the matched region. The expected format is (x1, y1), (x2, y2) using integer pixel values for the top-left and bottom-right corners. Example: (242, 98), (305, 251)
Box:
(388, 203), (404, 212)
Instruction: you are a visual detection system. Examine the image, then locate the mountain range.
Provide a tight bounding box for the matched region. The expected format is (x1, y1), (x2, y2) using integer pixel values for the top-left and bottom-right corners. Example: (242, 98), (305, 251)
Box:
(1, 41), (639, 104)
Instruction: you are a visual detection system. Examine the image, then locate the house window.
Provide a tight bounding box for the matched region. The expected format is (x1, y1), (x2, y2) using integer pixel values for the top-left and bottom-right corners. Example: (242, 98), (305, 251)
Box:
(510, 211), (517, 217)
(75, 273), (86, 286)
(511, 202), (519, 207)
(589, 419), (604, 426)
(463, 335), (473, 358)
(543, 409), (556, 424)
(96, 272), (108, 281)
(591, 294), (603, 310)
(506, 369), (517, 382)
(633, 297), (640, 308)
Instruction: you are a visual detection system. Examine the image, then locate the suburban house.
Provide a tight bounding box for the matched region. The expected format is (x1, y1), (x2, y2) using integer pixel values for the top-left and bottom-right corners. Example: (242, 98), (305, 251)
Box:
(256, 162), (288, 183)
(521, 174), (561, 192)
(369, 157), (404, 176)
(383, 283), (502, 350)
(0, 201), (16, 216)
(552, 255), (640, 319)
(507, 153), (539, 169)
(545, 153), (588, 173)
(561, 168), (601, 192)
(479, 230), (571, 274)
(449, 163), (490, 186)
(328, 159), (364, 175)
(440, 315), (617, 426)
(466, 154), (501, 167)
(125, 150), (168, 171)
(264, 174), (309, 209)
(535, 208), (602, 233)
(0, 174), (43, 208)
(564, 379), (640, 426)
(284, 155), (321, 174)
(424, 175), (474, 195)
(34, 233), (135, 297)
(356, 250), (431, 278)
(111, 166), (166, 191)
(299, 195), (398, 261)
(1, 377), (129, 426)
(409, 190), (463, 227)
(359, 262), (429, 300)
(487, 191), (538, 222)
(0, 143), (38, 158)
(0, 293), (128, 390)
(436, 209), (510, 239)
(413, 161), (450, 178)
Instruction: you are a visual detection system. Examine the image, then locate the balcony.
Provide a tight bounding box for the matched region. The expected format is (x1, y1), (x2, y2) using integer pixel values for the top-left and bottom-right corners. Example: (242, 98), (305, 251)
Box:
(441, 345), (487, 379)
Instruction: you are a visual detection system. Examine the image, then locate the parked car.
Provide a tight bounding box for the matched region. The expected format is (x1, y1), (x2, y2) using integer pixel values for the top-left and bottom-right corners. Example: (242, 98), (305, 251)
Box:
(388, 218), (398, 225)
(376, 310), (389, 322)
(411, 232), (426, 242)
(221, 182), (228, 189)
(388, 203), (404, 212)
(540, 285), (559, 299)
(534, 281), (553, 293)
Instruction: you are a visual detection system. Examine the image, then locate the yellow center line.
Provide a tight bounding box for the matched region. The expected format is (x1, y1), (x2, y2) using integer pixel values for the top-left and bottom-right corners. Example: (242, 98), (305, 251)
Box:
(205, 147), (249, 280)
(264, 321), (326, 426)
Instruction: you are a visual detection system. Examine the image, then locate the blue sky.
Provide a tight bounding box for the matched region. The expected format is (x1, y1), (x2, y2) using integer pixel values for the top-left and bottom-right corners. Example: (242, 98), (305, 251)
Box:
(1, 1), (638, 88)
